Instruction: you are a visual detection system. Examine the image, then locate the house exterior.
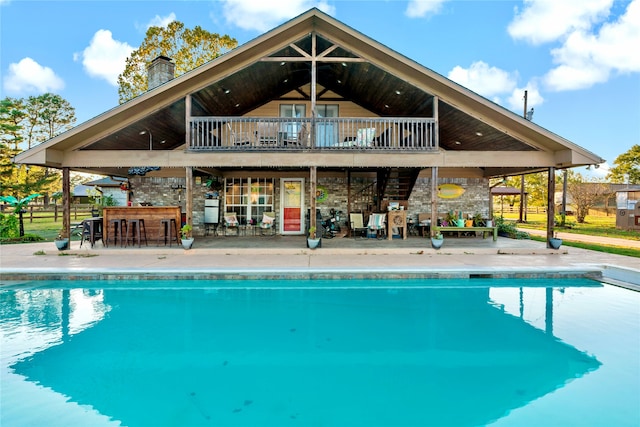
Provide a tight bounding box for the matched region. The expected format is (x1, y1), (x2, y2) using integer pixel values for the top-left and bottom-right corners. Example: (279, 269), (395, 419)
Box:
(14, 9), (603, 243)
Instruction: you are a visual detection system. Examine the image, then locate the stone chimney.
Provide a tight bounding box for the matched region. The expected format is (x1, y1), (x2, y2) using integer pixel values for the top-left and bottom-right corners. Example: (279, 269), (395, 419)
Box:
(147, 56), (175, 90)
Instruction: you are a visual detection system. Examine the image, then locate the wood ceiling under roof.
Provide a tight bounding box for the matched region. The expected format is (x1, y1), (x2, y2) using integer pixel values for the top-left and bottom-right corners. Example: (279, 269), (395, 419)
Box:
(81, 32), (535, 155)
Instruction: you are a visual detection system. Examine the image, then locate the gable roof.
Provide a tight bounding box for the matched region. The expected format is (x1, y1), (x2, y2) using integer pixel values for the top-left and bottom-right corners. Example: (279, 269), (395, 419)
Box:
(15, 8), (604, 177)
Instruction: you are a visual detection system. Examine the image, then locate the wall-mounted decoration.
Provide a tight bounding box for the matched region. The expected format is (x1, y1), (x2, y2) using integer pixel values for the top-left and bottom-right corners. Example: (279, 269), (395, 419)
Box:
(316, 185), (328, 203)
(128, 166), (161, 176)
(438, 183), (465, 199)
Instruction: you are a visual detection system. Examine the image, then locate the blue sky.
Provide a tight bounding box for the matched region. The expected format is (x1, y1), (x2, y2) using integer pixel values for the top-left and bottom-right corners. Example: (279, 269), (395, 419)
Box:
(1, 0), (639, 177)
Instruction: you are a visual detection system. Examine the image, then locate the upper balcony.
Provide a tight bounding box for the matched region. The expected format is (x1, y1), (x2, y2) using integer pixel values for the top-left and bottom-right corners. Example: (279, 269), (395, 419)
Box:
(189, 117), (437, 152)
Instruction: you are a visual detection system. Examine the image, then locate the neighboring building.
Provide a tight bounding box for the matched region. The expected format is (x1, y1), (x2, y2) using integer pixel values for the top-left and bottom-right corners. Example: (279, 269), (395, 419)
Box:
(615, 186), (640, 230)
(14, 9), (603, 237)
(83, 177), (129, 207)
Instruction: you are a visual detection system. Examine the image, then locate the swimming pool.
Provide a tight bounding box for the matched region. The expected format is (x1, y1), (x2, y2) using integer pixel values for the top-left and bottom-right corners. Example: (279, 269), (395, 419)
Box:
(1, 278), (638, 426)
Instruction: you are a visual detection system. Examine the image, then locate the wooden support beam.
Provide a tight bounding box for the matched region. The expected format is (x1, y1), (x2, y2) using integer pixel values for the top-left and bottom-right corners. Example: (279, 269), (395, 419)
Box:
(546, 167), (555, 247)
(430, 167), (438, 237)
(62, 167), (70, 240)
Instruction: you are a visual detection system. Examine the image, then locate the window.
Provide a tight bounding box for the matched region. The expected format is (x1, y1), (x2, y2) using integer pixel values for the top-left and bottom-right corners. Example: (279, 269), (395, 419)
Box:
(225, 178), (274, 224)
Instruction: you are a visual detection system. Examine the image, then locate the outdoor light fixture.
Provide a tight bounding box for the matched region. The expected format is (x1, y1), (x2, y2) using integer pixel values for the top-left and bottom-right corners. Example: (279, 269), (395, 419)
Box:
(139, 129), (165, 150)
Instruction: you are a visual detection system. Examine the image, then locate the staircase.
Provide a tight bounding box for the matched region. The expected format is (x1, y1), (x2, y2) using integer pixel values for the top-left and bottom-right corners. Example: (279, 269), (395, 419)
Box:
(350, 168), (421, 213)
(377, 168), (421, 203)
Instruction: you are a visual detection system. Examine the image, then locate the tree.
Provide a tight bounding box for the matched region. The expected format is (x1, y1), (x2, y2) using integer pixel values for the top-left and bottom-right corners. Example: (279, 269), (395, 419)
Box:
(566, 171), (608, 223)
(607, 145), (640, 184)
(117, 21), (237, 103)
(0, 194), (40, 237)
(0, 94), (75, 201)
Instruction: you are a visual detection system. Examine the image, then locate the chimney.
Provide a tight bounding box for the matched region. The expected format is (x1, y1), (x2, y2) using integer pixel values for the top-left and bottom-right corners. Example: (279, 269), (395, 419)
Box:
(147, 56), (175, 90)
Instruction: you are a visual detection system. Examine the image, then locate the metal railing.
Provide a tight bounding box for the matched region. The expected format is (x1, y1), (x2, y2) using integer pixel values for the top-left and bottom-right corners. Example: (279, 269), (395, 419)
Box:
(189, 117), (437, 151)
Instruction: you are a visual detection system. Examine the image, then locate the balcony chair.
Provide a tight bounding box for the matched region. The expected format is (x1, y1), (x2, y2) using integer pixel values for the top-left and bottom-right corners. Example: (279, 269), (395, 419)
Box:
(226, 122), (252, 146)
(367, 213), (386, 239)
(259, 211), (276, 235)
(349, 213), (368, 238)
(356, 127), (376, 148)
(223, 213), (240, 236)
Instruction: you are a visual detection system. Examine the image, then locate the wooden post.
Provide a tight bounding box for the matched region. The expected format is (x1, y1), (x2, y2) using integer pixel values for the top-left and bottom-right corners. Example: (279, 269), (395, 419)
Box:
(546, 167), (556, 247)
(430, 166), (438, 237)
(310, 166), (317, 234)
(185, 94), (191, 149)
(185, 166), (193, 229)
(62, 167), (70, 240)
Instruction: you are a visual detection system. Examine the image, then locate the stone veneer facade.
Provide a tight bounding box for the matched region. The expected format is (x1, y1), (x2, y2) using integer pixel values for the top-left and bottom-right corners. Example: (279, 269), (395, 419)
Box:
(129, 176), (489, 236)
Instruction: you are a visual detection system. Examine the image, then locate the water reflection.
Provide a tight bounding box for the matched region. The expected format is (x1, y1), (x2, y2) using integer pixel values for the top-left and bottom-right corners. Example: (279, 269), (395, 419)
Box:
(0, 281), (617, 427)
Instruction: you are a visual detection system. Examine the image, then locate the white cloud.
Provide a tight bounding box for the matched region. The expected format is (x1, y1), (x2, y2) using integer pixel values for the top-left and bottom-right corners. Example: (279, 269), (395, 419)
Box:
(221, 0), (335, 32)
(75, 29), (134, 86)
(448, 61), (518, 98)
(508, 0), (640, 92)
(508, 0), (613, 45)
(3, 57), (64, 95)
(544, 0), (640, 90)
(147, 12), (176, 29)
(405, 0), (449, 18)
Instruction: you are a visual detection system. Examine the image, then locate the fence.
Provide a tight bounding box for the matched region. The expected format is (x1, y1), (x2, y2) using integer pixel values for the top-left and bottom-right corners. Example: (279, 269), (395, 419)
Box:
(0, 204), (94, 222)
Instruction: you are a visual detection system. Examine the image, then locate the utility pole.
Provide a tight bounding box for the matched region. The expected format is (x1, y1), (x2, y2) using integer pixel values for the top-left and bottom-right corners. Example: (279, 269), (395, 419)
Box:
(519, 91), (528, 223)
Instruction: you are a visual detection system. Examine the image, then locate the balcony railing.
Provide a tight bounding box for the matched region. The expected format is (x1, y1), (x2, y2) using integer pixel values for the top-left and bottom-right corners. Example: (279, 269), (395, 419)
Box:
(189, 117), (437, 151)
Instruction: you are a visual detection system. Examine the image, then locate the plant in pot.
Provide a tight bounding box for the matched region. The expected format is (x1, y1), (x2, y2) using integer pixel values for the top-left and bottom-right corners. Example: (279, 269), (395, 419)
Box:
(55, 228), (70, 251)
(431, 231), (444, 249)
(180, 224), (194, 249)
(307, 226), (320, 249)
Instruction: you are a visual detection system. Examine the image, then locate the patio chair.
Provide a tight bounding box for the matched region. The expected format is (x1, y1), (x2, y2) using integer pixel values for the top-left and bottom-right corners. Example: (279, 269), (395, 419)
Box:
(349, 213), (368, 238)
(259, 211), (276, 235)
(367, 213), (386, 239)
(226, 122), (252, 146)
(223, 212), (240, 236)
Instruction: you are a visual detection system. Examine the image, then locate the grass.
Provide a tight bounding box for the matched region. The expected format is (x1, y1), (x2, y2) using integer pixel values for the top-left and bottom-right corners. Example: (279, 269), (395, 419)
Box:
(528, 235), (640, 258)
(500, 212), (640, 241)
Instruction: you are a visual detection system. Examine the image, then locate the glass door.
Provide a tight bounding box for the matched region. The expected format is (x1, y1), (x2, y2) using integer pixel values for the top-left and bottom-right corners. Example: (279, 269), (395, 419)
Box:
(280, 178), (304, 235)
(316, 104), (338, 147)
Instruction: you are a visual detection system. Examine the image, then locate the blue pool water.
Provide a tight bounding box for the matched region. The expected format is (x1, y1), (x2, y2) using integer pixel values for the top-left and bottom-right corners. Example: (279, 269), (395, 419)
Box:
(1, 278), (638, 427)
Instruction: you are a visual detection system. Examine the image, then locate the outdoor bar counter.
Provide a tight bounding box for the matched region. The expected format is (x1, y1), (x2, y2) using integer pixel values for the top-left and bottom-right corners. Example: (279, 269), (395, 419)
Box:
(103, 206), (182, 246)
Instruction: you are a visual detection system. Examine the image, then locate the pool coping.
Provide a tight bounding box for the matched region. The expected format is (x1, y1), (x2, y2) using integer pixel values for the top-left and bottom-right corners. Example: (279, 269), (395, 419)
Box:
(0, 266), (605, 282)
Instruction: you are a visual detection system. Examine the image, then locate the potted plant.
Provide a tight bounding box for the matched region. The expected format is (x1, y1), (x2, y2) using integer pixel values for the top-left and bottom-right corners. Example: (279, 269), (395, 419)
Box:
(180, 224), (194, 249)
(307, 226), (320, 249)
(431, 231), (444, 249)
(549, 232), (563, 249)
(55, 228), (70, 251)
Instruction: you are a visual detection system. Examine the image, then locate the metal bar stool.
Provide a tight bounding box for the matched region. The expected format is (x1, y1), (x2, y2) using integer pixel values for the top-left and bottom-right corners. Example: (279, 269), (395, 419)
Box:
(126, 218), (148, 248)
(158, 218), (178, 246)
(108, 218), (127, 247)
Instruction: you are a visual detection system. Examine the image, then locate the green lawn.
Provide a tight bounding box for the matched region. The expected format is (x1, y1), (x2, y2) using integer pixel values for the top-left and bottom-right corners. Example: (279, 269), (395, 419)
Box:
(499, 212), (640, 241)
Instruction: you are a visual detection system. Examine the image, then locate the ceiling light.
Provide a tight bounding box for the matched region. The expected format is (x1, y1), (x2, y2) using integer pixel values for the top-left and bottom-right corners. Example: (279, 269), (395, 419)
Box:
(395, 90), (401, 95)
(283, 79), (288, 83)
(475, 131), (483, 137)
(384, 104), (390, 109)
(224, 88), (230, 94)
(280, 61), (286, 66)
(454, 141), (462, 145)
(139, 130), (147, 135)
(235, 103), (240, 108)
(337, 79), (341, 84)
(341, 62), (347, 67)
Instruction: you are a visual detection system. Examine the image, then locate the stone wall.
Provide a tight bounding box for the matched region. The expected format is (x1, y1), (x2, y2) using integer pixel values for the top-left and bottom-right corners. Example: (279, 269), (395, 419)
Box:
(130, 175), (489, 235)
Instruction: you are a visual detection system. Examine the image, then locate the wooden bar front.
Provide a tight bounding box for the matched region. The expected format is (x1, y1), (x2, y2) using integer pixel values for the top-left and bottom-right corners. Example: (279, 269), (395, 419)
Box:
(103, 206), (182, 245)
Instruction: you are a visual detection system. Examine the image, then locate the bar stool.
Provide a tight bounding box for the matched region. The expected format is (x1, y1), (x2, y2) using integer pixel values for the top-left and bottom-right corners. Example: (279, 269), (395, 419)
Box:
(158, 218), (178, 247)
(126, 218), (148, 248)
(108, 218), (127, 247)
